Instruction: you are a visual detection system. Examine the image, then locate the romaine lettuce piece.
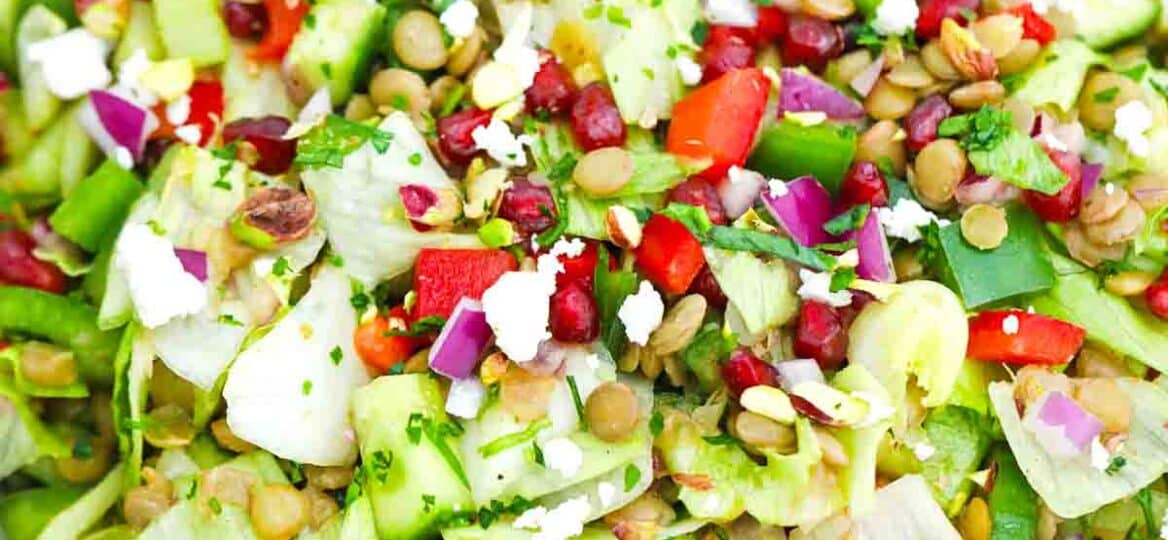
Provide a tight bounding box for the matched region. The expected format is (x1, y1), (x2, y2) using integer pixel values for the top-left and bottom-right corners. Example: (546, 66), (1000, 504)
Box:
(704, 248), (798, 343)
(850, 475), (961, 540)
(829, 365), (893, 516)
(223, 266), (370, 466)
(36, 463), (125, 540)
(0, 376), (70, 479)
(302, 112), (481, 285)
(1010, 40), (1106, 113)
(920, 406), (993, 517)
(988, 379), (1168, 518)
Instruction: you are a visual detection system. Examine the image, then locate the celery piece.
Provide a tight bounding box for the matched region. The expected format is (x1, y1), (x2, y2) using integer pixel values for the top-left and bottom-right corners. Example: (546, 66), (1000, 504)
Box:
(746, 119), (856, 194)
(0, 287), (120, 383)
(50, 160), (144, 252)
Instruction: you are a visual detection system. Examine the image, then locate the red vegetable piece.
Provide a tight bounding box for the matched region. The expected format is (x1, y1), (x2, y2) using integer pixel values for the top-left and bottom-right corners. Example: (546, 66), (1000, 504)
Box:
(437, 107), (492, 166)
(966, 310), (1087, 365)
(1146, 271), (1168, 320)
(839, 160), (889, 209)
(1023, 147), (1082, 223)
(353, 307), (426, 373)
(555, 240), (602, 290)
(793, 301), (849, 370)
(412, 249), (519, 320)
(549, 280), (600, 343)
(753, 7), (788, 45)
(0, 229), (66, 294)
(153, 80), (223, 147)
(721, 349), (776, 397)
(249, 0), (309, 61)
(1006, 3), (1057, 45)
(666, 68), (770, 181)
(570, 82), (626, 151)
(634, 214), (706, 295)
(916, 0), (980, 39)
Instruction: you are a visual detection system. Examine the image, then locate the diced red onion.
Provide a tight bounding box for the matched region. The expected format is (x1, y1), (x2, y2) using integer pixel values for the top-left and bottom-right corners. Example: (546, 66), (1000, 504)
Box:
(1021, 391), (1103, 458)
(719, 168), (765, 220)
(173, 248), (208, 282)
(848, 55), (884, 97)
(760, 176), (835, 247)
(773, 358), (825, 392)
(779, 68), (866, 121)
(81, 89), (158, 161)
(845, 211), (895, 282)
(955, 174), (1021, 207)
(1080, 163), (1103, 197)
(429, 297), (494, 380)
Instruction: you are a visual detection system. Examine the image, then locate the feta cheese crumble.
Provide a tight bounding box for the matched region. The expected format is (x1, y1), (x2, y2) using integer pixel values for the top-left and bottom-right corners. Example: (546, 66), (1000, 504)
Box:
(767, 179), (789, 197)
(445, 377), (486, 419)
(116, 49), (158, 106)
(173, 125), (202, 146)
(114, 224), (207, 328)
(113, 146), (134, 170)
(1002, 314), (1020, 335)
(542, 437), (583, 478)
(877, 199), (951, 243)
(1089, 436), (1111, 471)
(797, 269), (853, 307)
(26, 29), (112, 99)
(440, 0), (479, 39)
(472, 118), (533, 168)
(1113, 100), (1153, 158)
(705, 0), (758, 28)
(596, 482), (616, 507)
(676, 55), (702, 86)
(911, 441), (937, 461)
(1030, 0), (1084, 16)
(549, 237), (586, 259)
(872, 0), (919, 36)
(617, 281), (665, 346)
(165, 95), (191, 126)
(512, 496), (592, 540)
(481, 268), (555, 363)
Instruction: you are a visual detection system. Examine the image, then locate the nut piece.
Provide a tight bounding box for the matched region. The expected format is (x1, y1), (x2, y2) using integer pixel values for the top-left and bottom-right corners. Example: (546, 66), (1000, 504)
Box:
(648, 294), (707, 355)
(230, 188), (316, 250)
(606, 205), (643, 248)
(940, 19), (999, 81)
(574, 147), (634, 196)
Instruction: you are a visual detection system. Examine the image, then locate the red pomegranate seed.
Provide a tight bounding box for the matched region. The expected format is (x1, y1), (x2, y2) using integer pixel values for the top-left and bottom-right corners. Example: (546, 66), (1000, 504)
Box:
(916, 0), (980, 39)
(667, 177), (727, 225)
(549, 280), (600, 342)
(687, 264), (727, 310)
(782, 15), (844, 72)
(0, 229), (66, 293)
(437, 107), (492, 166)
(793, 301), (848, 370)
(497, 178), (557, 234)
(1146, 271), (1168, 320)
(526, 55), (577, 117)
(222, 116), (296, 174)
(222, 1), (268, 39)
(1023, 147), (1082, 223)
(555, 240), (603, 290)
(570, 83), (626, 151)
(905, 94), (953, 153)
(721, 349), (776, 397)
(839, 161), (889, 209)
(753, 7), (788, 45)
(699, 27), (756, 84)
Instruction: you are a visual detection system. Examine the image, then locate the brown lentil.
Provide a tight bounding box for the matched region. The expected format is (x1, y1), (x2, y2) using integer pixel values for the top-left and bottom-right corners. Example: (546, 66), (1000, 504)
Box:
(856, 120), (907, 175)
(960, 204), (1009, 250)
(250, 484), (310, 540)
(912, 138), (967, 209)
(885, 55), (936, 89)
(948, 80), (1006, 109)
(1077, 72), (1144, 132)
(585, 381), (640, 443)
(211, 418), (258, 453)
(648, 295), (707, 355)
(392, 11), (449, 71)
(997, 39), (1042, 75)
(864, 78), (917, 120)
(368, 68), (431, 117)
(445, 26), (485, 77)
(19, 342), (78, 388)
(1072, 378), (1132, 433)
(921, 40), (961, 81)
(1083, 200), (1146, 246)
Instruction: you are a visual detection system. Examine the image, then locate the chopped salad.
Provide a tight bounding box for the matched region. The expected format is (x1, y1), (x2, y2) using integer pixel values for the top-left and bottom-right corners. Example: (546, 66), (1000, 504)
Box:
(2, 0), (1168, 539)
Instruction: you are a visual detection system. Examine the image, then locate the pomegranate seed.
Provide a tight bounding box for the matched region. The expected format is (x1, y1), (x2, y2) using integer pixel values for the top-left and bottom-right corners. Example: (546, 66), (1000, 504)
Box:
(437, 107), (492, 166)
(1023, 147), (1082, 223)
(721, 349), (776, 397)
(570, 83), (626, 151)
(687, 264), (727, 310)
(0, 229), (66, 293)
(1146, 271), (1168, 320)
(905, 94), (953, 153)
(753, 7), (788, 45)
(667, 177), (727, 225)
(549, 280), (600, 343)
(782, 15), (844, 72)
(839, 161), (889, 209)
(222, 116), (296, 175)
(222, 1), (268, 39)
(556, 240), (601, 291)
(793, 301), (848, 370)
(526, 55), (577, 117)
(916, 0), (980, 39)
(699, 27), (756, 84)
(497, 178), (557, 234)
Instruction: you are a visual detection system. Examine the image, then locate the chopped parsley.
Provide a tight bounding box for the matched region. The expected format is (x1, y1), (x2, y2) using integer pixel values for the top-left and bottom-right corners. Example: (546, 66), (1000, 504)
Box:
(605, 5), (631, 27)
(402, 414), (469, 488)
(623, 464), (641, 492)
(295, 115), (394, 169)
(384, 315), (447, 338)
(71, 435), (94, 459)
(329, 346), (343, 365)
(408, 152), (423, 166)
(327, 253), (344, 267)
(422, 494), (437, 513)
(530, 442), (545, 466)
(208, 497), (222, 514)
(271, 256), (291, 277)
(1093, 87), (1120, 103)
(1105, 455), (1127, 475)
(479, 418), (552, 457)
(301, 380), (313, 395)
(217, 314), (243, 327)
(823, 204), (870, 235)
(368, 450), (394, 482)
(566, 375), (586, 428)
(650, 411), (664, 437)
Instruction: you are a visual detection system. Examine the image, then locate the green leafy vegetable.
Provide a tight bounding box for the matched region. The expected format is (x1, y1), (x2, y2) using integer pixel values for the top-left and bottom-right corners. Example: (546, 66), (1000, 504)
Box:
(920, 406), (993, 516)
(704, 249), (798, 341)
(478, 419), (552, 458)
(595, 248), (639, 360)
(987, 446), (1039, 539)
(535, 154), (577, 247)
(295, 115), (393, 169)
(706, 227), (836, 271)
(824, 204), (870, 236)
(937, 106), (1014, 152)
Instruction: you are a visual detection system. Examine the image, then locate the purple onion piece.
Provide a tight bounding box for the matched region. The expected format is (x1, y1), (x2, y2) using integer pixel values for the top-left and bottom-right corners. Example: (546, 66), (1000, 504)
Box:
(780, 68), (865, 121)
(173, 248), (208, 282)
(760, 176), (836, 247)
(429, 297), (494, 380)
(1080, 163), (1103, 198)
(846, 211), (895, 282)
(89, 89), (151, 159)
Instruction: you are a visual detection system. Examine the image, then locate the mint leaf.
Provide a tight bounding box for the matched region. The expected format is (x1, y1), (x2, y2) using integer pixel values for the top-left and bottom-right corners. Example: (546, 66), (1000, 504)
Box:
(823, 204), (870, 236)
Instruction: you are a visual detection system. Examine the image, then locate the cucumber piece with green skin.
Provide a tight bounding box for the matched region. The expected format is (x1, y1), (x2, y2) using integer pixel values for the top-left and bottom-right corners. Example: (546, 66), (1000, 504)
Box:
(16, 4), (67, 132)
(1075, 0), (1158, 49)
(112, 0), (164, 69)
(283, 0), (387, 106)
(50, 159), (144, 252)
(0, 286), (120, 383)
(352, 374), (474, 540)
(0, 103), (67, 201)
(222, 38), (297, 122)
(151, 0), (229, 67)
(1, 89), (34, 161)
(58, 102), (101, 196)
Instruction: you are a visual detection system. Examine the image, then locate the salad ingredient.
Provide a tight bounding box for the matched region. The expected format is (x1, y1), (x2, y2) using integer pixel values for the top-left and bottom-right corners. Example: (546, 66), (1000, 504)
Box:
(585, 381), (639, 442)
(82, 89), (153, 162)
(1147, 271), (1168, 319)
(497, 179), (556, 234)
(761, 175), (835, 247)
(698, 27), (755, 84)
(647, 293), (706, 355)
(617, 280), (664, 346)
(912, 138), (966, 209)
(113, 223), (207, 328)
(230, 187), (315, 250)
(782, 15), (844, 72)
(721, 349), (776, 397)
(920, 406), (993, 516)
(1073, 378), (1131, 433)
(966, 310), (1086, 365)
(573, 147), (633, 197)
(849, 474), (962, 539)
(36, 463), (125, 540)
(1011, 39), (1104, 113)
(839, 161), (889, 209)
(667, 68), (769, 180)
(570, 82), (626, 151)
(905, 94), (953, 152)
(221, 116), (296, 175)
(526, 56), (577, 116)
(222, 1), (267, 40)
(747, 118), (856, 194)
(369, 68), (430, 118)
(1021, 390), (1102, 457)
(856, 120), (907, 175)
(393, 10), (448, 71)
(152, 0), (230, 67)
(429, 298), (493, 379)
(986, 446), (1039, 540)
(17, 6), (69, 130)
(0, 229), (66, 293)
(437, 108), (492, 165)
(778, 67), (865, 121)
(413, 249), (518, 321)
(250, 484), (310, 540)
(354, 309), (425, 373)
(48, 160), (143, 252)
(249, 0), (308, 62)
(706, 248), (798, 339)
(959, 203), (1008, 250)
(668, 178), (727, 226)
(282, 0), (386, 105)
(865, 78), (917, 121)
(635, 215), (705, 294)
(0, 286), (118, 381)
(794, 301), (849, 369)
(741, 385), (797, 424)
(850, 211), (896, 281)
(550, 280), (600, 343)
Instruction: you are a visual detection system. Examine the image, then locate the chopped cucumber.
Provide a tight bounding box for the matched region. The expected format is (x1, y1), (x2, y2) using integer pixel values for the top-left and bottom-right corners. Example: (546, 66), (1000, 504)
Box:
(1075, 0), (1158, 49)
(58, 102), (101, 196)
(152, 0), (230, 67)
(283, 0), (387, 106)
(1, 89), (34, 161)
(113, 0), (165, 69)
(222, 39), (297, 122)
(16, 5), (67, 132)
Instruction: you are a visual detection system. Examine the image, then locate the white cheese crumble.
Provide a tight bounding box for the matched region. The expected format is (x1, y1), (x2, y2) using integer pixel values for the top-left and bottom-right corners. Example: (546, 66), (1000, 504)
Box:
(445, 377), (486, 419)
(1002, 314), (1020, 335)
(912, 442), (936, 461)
(26, 28), (112, 100)
(596, 482), (616, 507)
(113, 146), (134, 170)
(472, 118), (533, 168)
(440, 0), (479, 39)
(767, 179), (789, 198)
(1030, 0), (1083, 16)
(165, 95), (191, 126)
(493, 2), (541, 91)
(727, 165), (752, 185)
(617, 281), (664, 346)
(877, 199), (950, 243)
(283, 87), (333, 139)
(549, 237), (586, 259)
(116, 49), (158, 106)
(1089, 436), (1111, 471)
(796, 269), (853, 307)
(512, 495), (592, 540)
(1113, 100), (1153, 158)
(542, 437), (583, 478)
(173, 125), (202, 146)
(704, 0), (758, 28)
(114, 224), (207, 328)
(481, 268), (555, 363)
(872, 0), (919, 36)
(676, 55), (703, 86)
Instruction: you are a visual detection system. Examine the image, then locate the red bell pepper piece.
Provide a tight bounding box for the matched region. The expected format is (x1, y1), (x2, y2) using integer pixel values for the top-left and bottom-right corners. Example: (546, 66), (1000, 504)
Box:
(635, 214), (706, 295)
(966, 310), (1086, 365)
(666, 68), (770, 181)
(412, 248), (518, 320)
(1006, 3), (1057, 46)
(250, 0), (310, 62)
(353, 307), (425, 373)
(151, 80), (224, 147)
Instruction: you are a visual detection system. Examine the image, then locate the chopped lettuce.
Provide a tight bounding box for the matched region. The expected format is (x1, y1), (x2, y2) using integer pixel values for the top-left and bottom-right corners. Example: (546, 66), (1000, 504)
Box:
(850, 474), (962, 540)
(36, 463), (125, 540)
(0, 487), (86, 540)
(1010, 40), (1107, 113)
(1135, 204), (1167, 266)
(223, 266), (370, 466)
(920, 406), (993, 517)
(965, 129), (1068, 196)
(829, 365), (893, 516)
(98, 194), (159, 330)
(147, 307), (251, 392)
(302, 112), (481, 285)
(0, 376), (70, 480)
(111, 324), (152, 489)
(988, 379), (1168, 518)
(564, 192), (661, 240)
(704, 248), (798, 343)
(221, 39), (297, 123)
(136, 500), (259, 540)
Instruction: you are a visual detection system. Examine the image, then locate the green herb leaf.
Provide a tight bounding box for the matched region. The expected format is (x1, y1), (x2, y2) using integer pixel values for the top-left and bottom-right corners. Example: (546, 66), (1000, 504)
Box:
(301, 380), (313, 395)
(937, 106), (1014, 152)
(208, 497), (222, 514)
(271, 256), (291, 277)
(422, 493), (437, 513)
(623, 464), (641, 492)
(295, 115), (394, 170)
(650, 411), (664, 437)
(706, 226), (836, 271)
(1120, 63), (1148, 82)
(217, 314), (243, 327)
(690, 20), (709, 44)
(823, 204), (870, 236)
(595, 248), (639, 360)
(329, 346), (343, 365)
(829, 267), (857, 292)
(479, 418), (552, 457)
(385, 316), (447, 338)
(368, 449), (394, 482)
(71, 435), (94, 459)
(701, 433), (741, 446)
(1104, 455), (1127, 475)
(530, 441), (545, 466)
(1093, 87), (1120, 103)
(535, 154), (577, 247)
(566, 375), (587, 428)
